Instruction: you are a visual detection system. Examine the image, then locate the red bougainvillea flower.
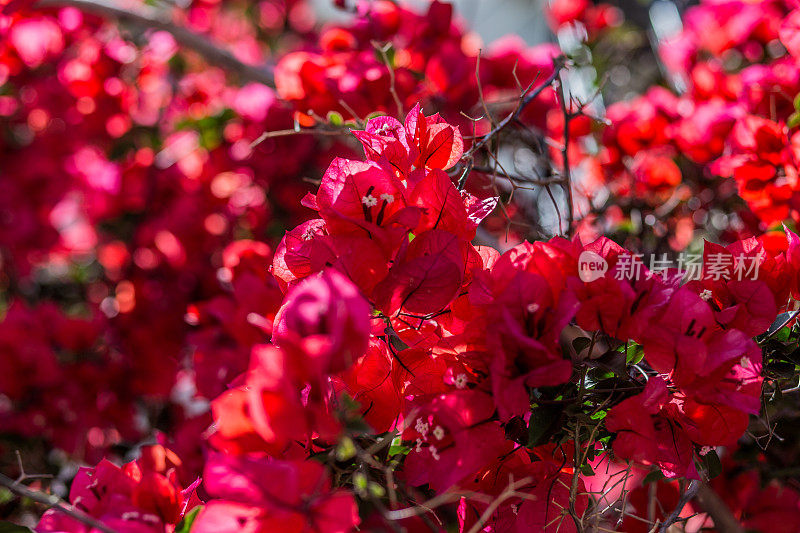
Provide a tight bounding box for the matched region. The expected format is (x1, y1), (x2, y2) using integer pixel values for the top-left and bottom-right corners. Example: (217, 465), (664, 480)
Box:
(641, 286), (761, 390)
(470, 239), (581, 419)
(272, 268), (371, 377)
(194, 453), (360, 533)
(780, 8), (800, 57)
(710, 114), (800, 225)
(458, 448), (588, 533)
(571, 236), (674, 342)
(311, 158), (412, 235)
(683, 241), (778, 338)
(351, 115), (417, 179)
(402, 389), (510, 493)
(671, 100), (739, 164)
(404, 102), (464, 170)
(605, 377), (698, 479)
(373, 229), (473, 316)
(37, 445), (197, 533)
(335, 338), (403, 433)
(210, 343), (341, 456)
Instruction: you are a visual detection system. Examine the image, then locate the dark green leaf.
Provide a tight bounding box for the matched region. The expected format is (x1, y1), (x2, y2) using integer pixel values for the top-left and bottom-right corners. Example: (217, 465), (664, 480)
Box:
(572, 336), (591, 354)
(702, 450), (722, 479)
(625, 344), (645, 366)
(0, 522), (33, 533)
(585, 444), (597, 462)
(527, 407), (561, 448)
(642, 469), (665, 485)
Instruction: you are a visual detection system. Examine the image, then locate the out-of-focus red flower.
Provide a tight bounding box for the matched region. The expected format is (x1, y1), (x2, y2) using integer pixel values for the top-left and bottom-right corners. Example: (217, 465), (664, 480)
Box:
(194, 453), (360, 533)
(273, 268), (371, 376)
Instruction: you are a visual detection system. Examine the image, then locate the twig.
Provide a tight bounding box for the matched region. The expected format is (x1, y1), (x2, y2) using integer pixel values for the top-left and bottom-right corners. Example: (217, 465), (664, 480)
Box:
(658, 479), (700, 532)
(465, 476), (535, 533)
(14, 451), (52, 484)
(695, 482), (744, 533)
(569, 366), (587, 532)
(35, 0), (274, 86)
(475, 51), (496, 128)
(250, 127), (350, 148)
(463, 57), (566, 160)
(384, 491), (468, 521)
(471, 164), (566, 188)
(557, 73), (574, 238)
(0, 473), (118, 533)
(372, 41), (403, 116)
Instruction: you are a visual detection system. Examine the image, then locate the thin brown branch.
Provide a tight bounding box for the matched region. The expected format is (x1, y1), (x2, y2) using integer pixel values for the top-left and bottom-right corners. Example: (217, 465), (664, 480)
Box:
(695, 482), (744, 533)
(463, 57), (565, 160)
(0, 473), (118, 533)
(465, 476), (535, 533)
(372, 41), (403, 116)
(35, 0), (274, 86)
(471, 165), (566, 187)
(569, 366), (587, 533)
(475, 50), (496, 128)
(250, 127), (350, 148)
(658, 480), (700, 532)
(556, 74), (574, 238)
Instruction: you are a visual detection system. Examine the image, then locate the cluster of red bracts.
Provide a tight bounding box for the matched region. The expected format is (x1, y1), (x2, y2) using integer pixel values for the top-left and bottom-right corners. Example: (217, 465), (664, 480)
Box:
(5, 0), (800, 531)
(157, 107), (799, 532)
(587, 0), (800, 234)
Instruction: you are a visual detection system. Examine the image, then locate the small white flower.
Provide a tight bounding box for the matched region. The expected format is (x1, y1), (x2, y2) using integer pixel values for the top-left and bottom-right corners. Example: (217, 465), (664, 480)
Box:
(415, 438), (424, 453)
(429, 445), (441, 461)
(740, 356), (751, 369)
(527, 303), (541, 313)
(121, 512), (158, 523)
(379, 193), (395, 204)
(699, 445), (714, 456)
(433, 426), (445, 440)
(453, 373), (468, 389)
(361, 194), (378, 207)
(415, 417), (430, 437)
(699, 289), (713, 301)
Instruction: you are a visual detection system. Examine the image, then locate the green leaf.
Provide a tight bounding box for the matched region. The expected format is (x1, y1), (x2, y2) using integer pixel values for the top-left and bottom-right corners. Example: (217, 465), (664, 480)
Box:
(353, 471), (368, 492)
(368, 482), (386, 498)
(389, 435), (410, 457)
(625, 343), (645, 366)
(642, 469), (665, 485)
(336, 437), (357, 461)
(0, 488), (14, 505)
(0, 522), (33, 533)
(589, 409), (607, 421)
(326, 111), (344, 126)
(175, 507), (202, 533)
(788, 112), (800, 129)
(793, 91), (800, 110)
(701, 449), (723, 479)
(527, 406), (561, 448)
(580, 463), (595, 476)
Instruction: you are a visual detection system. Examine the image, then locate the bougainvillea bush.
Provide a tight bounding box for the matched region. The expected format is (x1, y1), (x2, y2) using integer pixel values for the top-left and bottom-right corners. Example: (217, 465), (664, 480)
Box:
(4, 0), (800, 531)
